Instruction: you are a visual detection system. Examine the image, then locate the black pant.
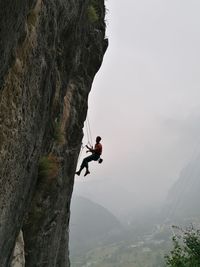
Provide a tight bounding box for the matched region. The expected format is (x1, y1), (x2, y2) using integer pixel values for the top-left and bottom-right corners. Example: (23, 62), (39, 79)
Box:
(80, 153), (100, 171)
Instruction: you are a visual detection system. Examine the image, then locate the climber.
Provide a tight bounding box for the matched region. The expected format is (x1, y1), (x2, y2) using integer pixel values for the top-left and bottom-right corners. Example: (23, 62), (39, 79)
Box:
(76, 136), (103, 176)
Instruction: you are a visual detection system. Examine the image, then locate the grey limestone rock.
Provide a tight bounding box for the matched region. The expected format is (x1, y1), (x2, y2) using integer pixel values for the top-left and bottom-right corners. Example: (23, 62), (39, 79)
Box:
(11, 231), (25, 267)
(0, 0), (107, 266)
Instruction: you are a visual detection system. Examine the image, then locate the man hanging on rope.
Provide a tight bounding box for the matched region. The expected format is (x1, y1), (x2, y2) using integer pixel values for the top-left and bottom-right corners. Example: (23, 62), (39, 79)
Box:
(76, 136), (103, 176)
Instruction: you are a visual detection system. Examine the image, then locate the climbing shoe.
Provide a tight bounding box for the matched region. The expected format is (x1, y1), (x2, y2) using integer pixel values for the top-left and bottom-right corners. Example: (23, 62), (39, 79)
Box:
(84, 170), (90, 176)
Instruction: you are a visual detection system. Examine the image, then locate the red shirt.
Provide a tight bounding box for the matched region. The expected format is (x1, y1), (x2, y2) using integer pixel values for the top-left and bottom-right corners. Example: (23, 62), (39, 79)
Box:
(94, 143), (102, 155)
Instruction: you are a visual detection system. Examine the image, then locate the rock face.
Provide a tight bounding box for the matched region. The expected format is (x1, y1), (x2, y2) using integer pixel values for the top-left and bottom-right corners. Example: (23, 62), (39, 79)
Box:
(0, 0), (107, 266)
(11, 231), (25, 267)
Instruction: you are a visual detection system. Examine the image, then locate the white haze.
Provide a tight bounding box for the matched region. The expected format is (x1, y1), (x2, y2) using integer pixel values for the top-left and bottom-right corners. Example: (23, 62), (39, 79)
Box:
(73, 0), (200, 220)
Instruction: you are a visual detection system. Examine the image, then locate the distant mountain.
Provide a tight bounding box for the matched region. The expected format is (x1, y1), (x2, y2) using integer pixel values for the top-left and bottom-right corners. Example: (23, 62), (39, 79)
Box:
(163, 155), (200, 221)
(69, 196), (121, 257)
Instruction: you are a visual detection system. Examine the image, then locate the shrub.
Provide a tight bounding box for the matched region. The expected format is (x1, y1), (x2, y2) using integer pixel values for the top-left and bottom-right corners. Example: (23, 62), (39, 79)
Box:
(87, 5), (99, 23)
(38, 154), (59, 180)
(165, 226), (200, 267)
(53, 121), (64, 144)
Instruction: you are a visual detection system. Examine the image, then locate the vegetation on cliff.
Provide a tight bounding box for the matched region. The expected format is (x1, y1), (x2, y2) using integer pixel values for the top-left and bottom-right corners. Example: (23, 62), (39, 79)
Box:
(165, 227), (200, 267)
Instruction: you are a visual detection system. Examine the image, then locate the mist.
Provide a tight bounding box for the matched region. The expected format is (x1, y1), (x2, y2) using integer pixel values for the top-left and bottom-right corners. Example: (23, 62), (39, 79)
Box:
(73, 0), (200, 221)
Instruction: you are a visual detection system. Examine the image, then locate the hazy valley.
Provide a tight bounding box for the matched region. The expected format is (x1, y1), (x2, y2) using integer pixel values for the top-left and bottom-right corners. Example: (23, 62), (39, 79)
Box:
(70, 155), (200, 267)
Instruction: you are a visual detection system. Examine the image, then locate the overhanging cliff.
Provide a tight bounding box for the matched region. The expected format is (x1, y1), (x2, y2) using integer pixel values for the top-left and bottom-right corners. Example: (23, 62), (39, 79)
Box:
(0, 0), (108, 266)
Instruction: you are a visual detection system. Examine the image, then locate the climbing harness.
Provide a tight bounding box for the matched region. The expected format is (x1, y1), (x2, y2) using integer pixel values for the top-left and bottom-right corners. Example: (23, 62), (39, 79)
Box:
(85, 116), (103, 164)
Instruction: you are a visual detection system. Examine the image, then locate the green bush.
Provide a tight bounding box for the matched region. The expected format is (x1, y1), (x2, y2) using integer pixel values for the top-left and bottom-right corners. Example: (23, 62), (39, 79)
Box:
(87, 5), (99, 23)
(53, 121), (64, 144)
(165, 226), (200, 267)
(38, 155), (59, 180)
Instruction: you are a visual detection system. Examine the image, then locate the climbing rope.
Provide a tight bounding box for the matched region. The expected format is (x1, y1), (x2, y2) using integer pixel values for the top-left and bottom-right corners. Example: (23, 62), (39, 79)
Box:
(85, 115), (93, 147)
(65, 114), (94, 169)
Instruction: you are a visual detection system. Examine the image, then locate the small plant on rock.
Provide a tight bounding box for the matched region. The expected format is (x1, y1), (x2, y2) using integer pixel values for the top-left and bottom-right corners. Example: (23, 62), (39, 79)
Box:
(38, 154), (59, 180)
(52, 120), (64, 144)
(87, 4), (99, 23)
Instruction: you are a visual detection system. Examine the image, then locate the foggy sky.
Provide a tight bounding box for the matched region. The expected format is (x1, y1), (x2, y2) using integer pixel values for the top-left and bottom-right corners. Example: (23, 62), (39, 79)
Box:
(73, 0), (200, 219)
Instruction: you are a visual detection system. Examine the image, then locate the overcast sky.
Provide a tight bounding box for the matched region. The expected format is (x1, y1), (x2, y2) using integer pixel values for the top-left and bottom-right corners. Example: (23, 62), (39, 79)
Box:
(73, 0), (200, 219)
